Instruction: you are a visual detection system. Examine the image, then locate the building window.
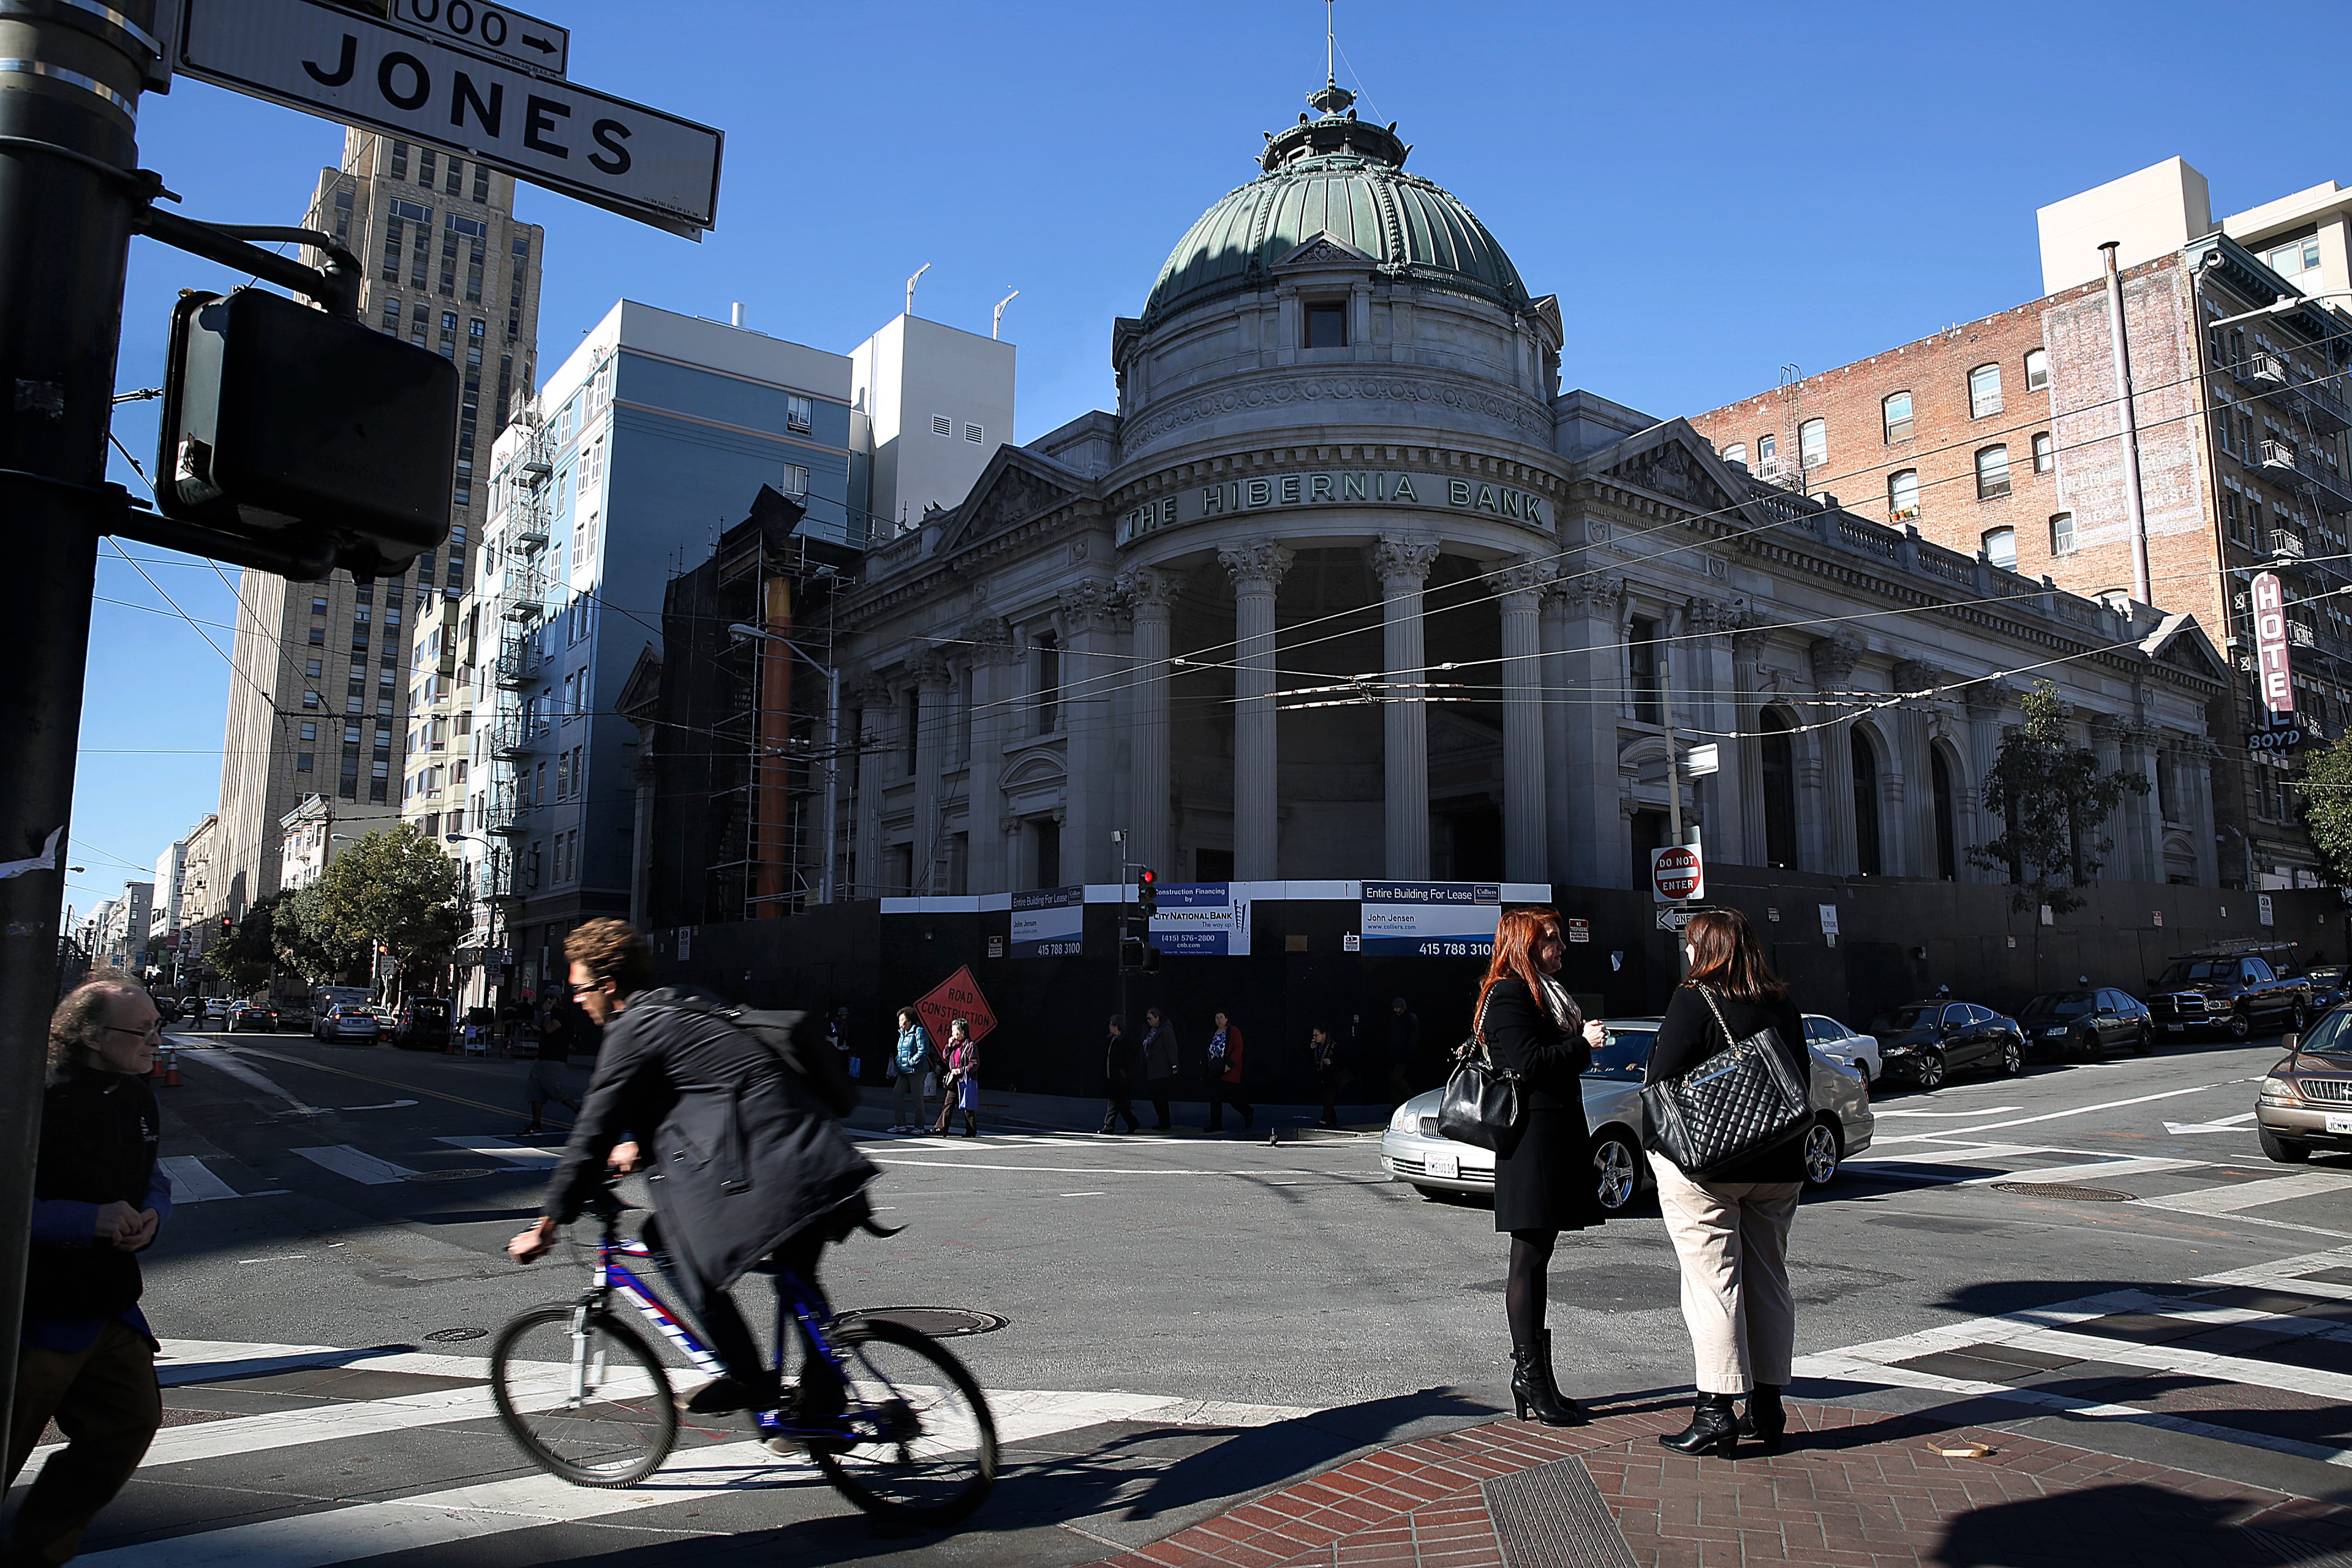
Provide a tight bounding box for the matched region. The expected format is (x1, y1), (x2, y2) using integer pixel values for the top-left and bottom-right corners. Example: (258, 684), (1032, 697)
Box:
(2032, 431), (2054, 473)
(1756, 434), (1776, 469)
(1721, 442), (1747, 469)
(382, 297), (401, 332)
(303, 690), (320, 709)
(389, 140), (409, 179)
(932, 414), (952, 437)
(1883, 391), (1913, 443)
(1798, 418), (1826, 469)
(963, 422), (984, 443)
(1982, 526), (2018, 570)
(296, 752), (313, 772)
(309, 626), (325, 645)
(2050, 512), (2076, 554)
(443, 156), (461, 197)
(306, 659), (322, 679)
(1304, 302), (1347, 349)
(786, 394), (812, 432)
(2024, 347), (2049, 392)
(472, 161), (489, 202)
(1975, 443), (2012, 499)
(418, 148), (435, 188)
(1035, 632), (1060, 736)
(2269, 237), (2322, 277)
(1888, 469), (1920, 521)
(300, 720), (317, 741)
(780, 463), (809, 497)
(1628, 617), (1662, 725)
(1969, 363), (2003, 418)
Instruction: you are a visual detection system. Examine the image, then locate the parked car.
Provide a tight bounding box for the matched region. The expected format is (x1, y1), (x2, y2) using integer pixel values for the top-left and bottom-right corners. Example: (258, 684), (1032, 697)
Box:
(2255, 1011), (2352, 1163)
(391, 997), (455, 1050)
(1868, 1000), (2026, 1089)
(2294, 964), (2348, 1014)
(228, 1002), (277, 1033)
(2017, 989), (2153, 1059)
(2147, 944), (2311, 1041)
(200, 998), (232, 1028)
(1380, 1017), (1874, 1210)
(1801, 1014), (1881, 1082)
(317, 1003), (382, 1043)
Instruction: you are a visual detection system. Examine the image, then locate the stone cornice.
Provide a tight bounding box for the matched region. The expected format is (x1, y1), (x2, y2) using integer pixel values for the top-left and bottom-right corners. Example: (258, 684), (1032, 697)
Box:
(1121, 368), (1557, 453)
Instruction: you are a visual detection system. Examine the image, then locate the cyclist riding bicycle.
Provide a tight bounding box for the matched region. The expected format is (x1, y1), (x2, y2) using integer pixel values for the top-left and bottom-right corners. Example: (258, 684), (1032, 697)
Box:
(507, 918), (876, 1418)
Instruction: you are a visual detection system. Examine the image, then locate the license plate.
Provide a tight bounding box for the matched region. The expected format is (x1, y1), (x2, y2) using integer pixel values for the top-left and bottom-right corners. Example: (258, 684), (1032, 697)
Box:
(2327, 1114), (2352, 1134)
(2165, 1024), (2185, 1033)
(1426, 1150), (1460, 1180)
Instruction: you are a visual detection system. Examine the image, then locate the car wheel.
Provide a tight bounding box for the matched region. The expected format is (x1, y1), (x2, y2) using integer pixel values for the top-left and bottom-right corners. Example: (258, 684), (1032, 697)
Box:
(1998, 1038), (2024, 1077)
(1913, 1049), (1947, 1091)
(2134, 1025), (2154, 1056)
(2226, 1009), (2252, 1042)
(1593, 1133), (1641, 1215)
(1801, 1118), (1843, 1188)
(2259, 1126), (2312, 1164)
(2288, 1003), (2308, 1033)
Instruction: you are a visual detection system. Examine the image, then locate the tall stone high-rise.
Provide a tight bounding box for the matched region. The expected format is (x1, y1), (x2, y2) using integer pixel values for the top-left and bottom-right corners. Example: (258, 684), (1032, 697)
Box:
(209, 130), (543, 916)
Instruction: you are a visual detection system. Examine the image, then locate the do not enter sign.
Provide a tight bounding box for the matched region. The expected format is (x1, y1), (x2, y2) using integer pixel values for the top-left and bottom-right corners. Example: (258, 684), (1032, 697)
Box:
(1651, 845), (1704, 902)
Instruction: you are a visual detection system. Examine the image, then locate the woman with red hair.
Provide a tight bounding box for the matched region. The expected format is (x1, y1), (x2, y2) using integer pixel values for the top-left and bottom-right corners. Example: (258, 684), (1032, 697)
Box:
(1476, 906), (1608, 1426)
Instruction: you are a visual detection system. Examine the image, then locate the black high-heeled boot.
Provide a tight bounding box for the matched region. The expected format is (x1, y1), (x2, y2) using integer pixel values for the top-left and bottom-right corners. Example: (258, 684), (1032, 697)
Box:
(1510, 1342), (1577, 1426)
(1657, 1392), (1739, 1457)
(1537, 1331), (1589, 1425)
(1737, 1384), (1785, 1450)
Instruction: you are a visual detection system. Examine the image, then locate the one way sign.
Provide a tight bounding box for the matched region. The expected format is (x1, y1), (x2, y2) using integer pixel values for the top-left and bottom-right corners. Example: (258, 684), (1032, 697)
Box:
(177, 0), (722, 237)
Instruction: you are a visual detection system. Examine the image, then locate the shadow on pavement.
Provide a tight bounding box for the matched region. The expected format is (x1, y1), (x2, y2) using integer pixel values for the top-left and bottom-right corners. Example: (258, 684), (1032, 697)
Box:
(1935, 1482), (2352, 1567)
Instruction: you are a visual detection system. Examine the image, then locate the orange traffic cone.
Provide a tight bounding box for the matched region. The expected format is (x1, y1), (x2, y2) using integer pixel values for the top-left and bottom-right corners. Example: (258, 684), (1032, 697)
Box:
(164, 1051), (181, 1087)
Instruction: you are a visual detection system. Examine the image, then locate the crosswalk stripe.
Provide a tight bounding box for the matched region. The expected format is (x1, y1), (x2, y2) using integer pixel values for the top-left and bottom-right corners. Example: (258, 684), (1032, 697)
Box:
(289, 1146), (416, 1185)
(1957, 1156), (2206, 1187)
(432, 1135), (560, 1167)
(156, 1156), (243, 1204)
(2138, 1167), (2352, 1216)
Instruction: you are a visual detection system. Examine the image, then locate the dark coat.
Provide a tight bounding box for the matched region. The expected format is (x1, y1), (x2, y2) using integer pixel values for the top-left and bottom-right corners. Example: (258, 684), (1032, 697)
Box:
(29, 1068), (162, 1321)
(1104, 1028), (1141, 1082)
(1645, 984), (1811, 1185)
(1480, 976), (1602, 1233)
(1142, 1021), (1179, 1081)
(543, 986), (878, 1300)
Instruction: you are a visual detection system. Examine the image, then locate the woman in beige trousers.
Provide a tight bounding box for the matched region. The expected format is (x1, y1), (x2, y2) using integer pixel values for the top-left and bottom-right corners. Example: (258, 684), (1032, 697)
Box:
(1642, 909), (1809, 1458)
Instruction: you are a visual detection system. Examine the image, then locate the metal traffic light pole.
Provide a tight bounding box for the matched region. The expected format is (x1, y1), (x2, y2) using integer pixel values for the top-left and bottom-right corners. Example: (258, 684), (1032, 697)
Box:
(0, 0), (156, 1433)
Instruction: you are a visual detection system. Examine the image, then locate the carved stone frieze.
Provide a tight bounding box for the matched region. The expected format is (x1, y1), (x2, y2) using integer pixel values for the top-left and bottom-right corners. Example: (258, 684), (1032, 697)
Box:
(1123, 371), (1555, 451)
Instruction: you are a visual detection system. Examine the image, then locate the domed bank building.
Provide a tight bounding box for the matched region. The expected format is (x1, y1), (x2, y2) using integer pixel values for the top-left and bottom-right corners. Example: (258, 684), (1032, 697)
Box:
(837, 81), (2229, 914)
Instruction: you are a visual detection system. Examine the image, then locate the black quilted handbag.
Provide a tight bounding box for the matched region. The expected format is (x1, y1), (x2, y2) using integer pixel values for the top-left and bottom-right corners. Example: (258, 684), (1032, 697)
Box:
(1640, 986), (1811, 1179)
(1436, 993), (1525, 1154)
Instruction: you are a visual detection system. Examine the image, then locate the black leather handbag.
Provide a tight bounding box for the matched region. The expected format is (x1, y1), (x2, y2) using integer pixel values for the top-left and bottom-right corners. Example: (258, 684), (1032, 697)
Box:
(1640, 986), (1812, 1179)
(1436, 993), (1526, 1154)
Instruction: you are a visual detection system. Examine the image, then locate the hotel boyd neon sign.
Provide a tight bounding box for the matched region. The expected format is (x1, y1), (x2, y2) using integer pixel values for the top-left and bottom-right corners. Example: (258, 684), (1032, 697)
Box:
(1116, 469), (1553, 548)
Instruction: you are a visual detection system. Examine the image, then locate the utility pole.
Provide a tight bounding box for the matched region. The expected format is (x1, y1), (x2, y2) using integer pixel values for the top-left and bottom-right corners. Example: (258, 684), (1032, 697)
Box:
(0, 0), (154, 1431)
(2100, 241), (2153, 608)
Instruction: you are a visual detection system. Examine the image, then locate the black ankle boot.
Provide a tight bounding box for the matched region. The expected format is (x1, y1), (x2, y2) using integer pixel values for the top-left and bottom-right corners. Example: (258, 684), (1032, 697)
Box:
(1737, 1384), (1785, 1450)
(1537, 1330), (1588, 1425)
(1509, 1341), (1580, 1426)
(1657, 1392), (1739, 1457)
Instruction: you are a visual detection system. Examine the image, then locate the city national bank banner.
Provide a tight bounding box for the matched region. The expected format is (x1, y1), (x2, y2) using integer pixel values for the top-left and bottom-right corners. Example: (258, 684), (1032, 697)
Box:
(1359, 882), (1502, 956)
(1009, 886), (1084, 957)
(1150, 883), (1251, 956)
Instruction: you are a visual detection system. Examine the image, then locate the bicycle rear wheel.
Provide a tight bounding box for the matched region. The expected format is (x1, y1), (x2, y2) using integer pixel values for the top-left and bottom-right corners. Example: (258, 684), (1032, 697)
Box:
(810, 1317), (998, 1525)
(491, 1305), (677, 1487)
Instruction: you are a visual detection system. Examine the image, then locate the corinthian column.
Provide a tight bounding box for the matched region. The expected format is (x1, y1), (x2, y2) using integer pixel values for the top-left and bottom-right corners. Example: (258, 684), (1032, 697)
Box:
(1556, 576), (1626, 887)
(910, 654), (954, 893)
(1731, 621), (1770, 865)
(850, 676), (892, 898)
(965, 619), (1018, 893)
(1372, 535), (1439, 879)
(1487, 558), (1552, 884)
(1812, 637), (1862, 876)
(1120, 567), (1182, 877)
(1058, 581), (1124, 887)
(1218, 540), (1294, 881)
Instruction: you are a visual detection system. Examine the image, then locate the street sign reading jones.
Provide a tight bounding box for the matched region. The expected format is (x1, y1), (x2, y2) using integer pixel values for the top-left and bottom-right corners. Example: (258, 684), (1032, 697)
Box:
(178, 0), (721, 237)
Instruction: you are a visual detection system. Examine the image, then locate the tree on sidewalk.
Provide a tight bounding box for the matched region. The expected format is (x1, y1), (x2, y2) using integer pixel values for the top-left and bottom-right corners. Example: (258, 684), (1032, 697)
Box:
(2298, 732), (2352, 886)
(312, 824), (464, 1003)
(1967, 680), (2149, 914)
(272, 881), (368, 987)
(208, 893), (283, 994)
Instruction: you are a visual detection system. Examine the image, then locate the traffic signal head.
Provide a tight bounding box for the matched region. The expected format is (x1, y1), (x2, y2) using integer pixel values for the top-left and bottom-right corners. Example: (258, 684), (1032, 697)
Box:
(220, 914), (232, 932)
(1136, 867), (1158, 919)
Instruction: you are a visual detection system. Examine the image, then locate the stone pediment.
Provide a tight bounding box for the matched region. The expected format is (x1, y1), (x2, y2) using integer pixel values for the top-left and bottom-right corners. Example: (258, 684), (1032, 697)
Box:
(2136, 612), (2228, 687)
(1579, 419), (1749, 518)
(1271, 231), (1379, 274)
(941, 446), (1093, 551)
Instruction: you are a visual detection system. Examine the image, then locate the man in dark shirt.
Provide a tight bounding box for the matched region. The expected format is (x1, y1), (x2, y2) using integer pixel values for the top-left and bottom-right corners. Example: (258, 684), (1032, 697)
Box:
(1385, 997), (1422, 1098)
(6, 973), (172, 1566)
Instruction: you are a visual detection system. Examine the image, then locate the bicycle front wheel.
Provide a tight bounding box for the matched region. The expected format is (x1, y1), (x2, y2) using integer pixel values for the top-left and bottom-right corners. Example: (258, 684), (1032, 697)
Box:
(812, 1317), (998, 1525)
(491, 1305), (678, 1487)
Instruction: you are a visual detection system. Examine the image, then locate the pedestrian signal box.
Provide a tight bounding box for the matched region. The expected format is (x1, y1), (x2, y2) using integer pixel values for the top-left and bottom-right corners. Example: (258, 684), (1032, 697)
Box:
(149, 286), (459, 581)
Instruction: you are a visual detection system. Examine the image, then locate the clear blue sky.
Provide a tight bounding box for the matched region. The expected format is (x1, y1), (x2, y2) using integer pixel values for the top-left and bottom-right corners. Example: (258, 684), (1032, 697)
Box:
(68, 0), (2352, 921)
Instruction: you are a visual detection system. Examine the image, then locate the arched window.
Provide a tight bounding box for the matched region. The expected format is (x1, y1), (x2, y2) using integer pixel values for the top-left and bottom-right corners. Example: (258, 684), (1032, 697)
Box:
(1798, 418), (1827, 469)
(2024, 347), (2049, 392)
(1757, 434), (1777, 468)
(1760, 711), (1798, 869)
(1888, 469), (1920, 521)
(1883, 391), (1913, 443)
(1721, 442), (1747, 469)
(1930, 747), (1958, 881)
(1976, 444), (2012, 500)
(1852, 728), (1882, 876)
(1969, 363), (2003, 418)
(1982, 526), (2017, 570)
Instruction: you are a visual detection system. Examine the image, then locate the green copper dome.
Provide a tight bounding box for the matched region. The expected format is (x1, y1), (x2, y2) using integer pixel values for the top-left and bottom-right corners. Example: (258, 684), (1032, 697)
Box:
(1143, 81), (1530, 323)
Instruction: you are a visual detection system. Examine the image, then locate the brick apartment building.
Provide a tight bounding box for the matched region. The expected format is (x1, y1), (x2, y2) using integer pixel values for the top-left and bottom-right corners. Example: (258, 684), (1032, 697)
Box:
(1692, 159), (2352, 891)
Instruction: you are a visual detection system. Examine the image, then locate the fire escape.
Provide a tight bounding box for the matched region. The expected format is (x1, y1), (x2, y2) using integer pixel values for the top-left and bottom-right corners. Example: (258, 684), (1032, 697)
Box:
(477, 410), (556, 926)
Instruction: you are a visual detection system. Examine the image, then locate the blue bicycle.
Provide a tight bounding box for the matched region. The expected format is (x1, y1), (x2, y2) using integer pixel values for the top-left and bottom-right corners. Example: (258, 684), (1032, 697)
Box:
(489, 1190), (997, 1525)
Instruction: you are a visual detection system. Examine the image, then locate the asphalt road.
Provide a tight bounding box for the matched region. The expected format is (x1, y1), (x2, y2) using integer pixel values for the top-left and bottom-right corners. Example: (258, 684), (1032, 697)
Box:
(18, 1021), (2352, 1565)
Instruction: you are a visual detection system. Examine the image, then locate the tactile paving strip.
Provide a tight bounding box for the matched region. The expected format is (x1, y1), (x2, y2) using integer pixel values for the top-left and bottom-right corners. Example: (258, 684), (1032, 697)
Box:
(1482, 1455), (1637, 1568)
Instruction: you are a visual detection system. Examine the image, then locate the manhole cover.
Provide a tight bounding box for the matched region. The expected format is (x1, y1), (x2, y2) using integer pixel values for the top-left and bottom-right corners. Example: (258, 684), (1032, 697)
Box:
(404, 1167), (499, 1183)
(839, 1307), (1008, 1338)
(1991, 1182), (2135, 1202)
(422, 1327), (486, 1343)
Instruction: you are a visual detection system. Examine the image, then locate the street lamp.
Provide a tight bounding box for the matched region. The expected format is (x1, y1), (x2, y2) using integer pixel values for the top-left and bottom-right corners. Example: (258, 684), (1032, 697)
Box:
(726, 622), (842, 905)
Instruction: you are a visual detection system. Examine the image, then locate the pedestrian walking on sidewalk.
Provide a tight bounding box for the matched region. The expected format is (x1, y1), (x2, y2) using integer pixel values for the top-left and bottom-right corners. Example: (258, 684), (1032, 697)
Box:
(891, 1008), (936, 1133)
(1101, 1014), (1142, 1133)
(1140, 1008), (1180, 1129)
(1643, 908), (1808, 1459)
(1307, 1025), (1343, 1128)
(1203, 1011), (1253, 1132)
(1385, 997), (1423, 1100)
(931, 1020), (980, 1137)
(6, 973), (173, 1567)
(1476, 908), (1607, 1428)
(523, 1025), (582, 1137)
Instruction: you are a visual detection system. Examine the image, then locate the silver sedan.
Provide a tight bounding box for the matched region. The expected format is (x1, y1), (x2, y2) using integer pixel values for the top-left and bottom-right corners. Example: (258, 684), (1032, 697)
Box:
(1379, 1016), (1874, 1215)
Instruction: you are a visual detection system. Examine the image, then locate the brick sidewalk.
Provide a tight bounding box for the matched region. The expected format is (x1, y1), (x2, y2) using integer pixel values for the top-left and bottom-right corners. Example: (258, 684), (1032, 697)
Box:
(1096, 1396), (2352, 1568)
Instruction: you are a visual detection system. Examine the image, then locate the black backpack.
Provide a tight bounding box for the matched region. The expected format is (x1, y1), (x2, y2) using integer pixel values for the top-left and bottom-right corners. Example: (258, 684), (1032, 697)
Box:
(658, 995), (861, 1120)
